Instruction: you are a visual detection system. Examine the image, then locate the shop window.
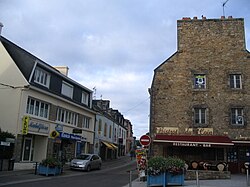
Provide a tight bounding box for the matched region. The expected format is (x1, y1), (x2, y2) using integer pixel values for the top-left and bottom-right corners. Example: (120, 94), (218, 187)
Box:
(231, 108), (244, 126)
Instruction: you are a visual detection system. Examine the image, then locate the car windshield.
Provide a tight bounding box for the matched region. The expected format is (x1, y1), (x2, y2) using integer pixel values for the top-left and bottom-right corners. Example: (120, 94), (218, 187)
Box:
(76, 154), (91, 160)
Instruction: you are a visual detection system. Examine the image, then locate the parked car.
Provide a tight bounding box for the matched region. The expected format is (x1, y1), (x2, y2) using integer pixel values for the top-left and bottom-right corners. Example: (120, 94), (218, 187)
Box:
(70, 154), (102, 171)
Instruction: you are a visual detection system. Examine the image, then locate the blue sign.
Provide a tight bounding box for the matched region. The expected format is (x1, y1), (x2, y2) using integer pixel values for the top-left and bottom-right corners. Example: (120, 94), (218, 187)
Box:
(59, 132), (84, 141)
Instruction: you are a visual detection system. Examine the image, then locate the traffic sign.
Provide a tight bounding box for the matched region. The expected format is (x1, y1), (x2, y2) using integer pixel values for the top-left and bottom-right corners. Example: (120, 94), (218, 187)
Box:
(140, 135), (151, 146)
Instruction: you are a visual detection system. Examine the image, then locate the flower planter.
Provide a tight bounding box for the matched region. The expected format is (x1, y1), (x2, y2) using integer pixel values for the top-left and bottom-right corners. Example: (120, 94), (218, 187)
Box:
(147, 172), (166, 187)
(38, 165), (62, 176)
(166, 172), (184, 186)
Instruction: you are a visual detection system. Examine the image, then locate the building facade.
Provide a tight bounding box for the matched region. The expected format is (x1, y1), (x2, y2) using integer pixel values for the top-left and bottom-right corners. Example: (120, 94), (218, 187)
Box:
(149, 16), (250, 173)
(93, 100), (129, 158)
(0, 36), (95, 170)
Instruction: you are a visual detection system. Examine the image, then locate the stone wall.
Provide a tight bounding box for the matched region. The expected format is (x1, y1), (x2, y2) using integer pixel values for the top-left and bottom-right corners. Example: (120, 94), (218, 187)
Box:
(150, 16), (250, 140)
(185, 170), (231, 180)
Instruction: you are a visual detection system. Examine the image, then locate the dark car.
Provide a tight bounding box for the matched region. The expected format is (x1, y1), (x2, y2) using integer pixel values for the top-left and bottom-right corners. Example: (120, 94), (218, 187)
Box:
(70, 154), (102, 171)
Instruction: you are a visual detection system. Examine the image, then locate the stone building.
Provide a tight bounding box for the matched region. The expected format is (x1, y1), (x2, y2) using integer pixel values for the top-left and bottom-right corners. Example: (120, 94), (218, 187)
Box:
(149, 16), (250, 173)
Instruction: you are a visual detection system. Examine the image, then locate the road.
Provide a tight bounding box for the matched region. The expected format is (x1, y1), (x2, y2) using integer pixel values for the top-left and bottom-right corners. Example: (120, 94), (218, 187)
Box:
(2, 161), (138, 187)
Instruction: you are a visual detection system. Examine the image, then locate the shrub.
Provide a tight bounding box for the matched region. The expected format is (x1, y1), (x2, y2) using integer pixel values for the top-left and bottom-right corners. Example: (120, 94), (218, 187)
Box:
(147, 156), (167, 175)
(40, 157), (61, 168)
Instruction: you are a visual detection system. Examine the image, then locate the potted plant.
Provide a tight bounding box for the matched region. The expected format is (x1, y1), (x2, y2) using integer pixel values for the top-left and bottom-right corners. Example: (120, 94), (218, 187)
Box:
(147, 156), (167, 186)
(38, 157), (62, 176)
(165, 157), (185, 186)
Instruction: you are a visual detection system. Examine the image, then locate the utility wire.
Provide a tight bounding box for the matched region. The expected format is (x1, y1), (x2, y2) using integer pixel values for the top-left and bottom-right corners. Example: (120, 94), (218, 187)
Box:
(123, 96), (150, 114)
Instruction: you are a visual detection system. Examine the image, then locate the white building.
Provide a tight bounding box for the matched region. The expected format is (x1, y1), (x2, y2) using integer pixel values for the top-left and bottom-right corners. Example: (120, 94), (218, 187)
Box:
(0, 35), (95, 170)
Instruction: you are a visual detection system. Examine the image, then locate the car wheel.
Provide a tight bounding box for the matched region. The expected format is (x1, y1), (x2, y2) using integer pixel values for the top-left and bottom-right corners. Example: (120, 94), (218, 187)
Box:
(86, 165), (91, 172)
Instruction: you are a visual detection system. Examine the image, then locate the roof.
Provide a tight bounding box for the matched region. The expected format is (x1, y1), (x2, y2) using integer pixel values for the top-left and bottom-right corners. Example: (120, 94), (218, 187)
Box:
(154, 134), (234, 146)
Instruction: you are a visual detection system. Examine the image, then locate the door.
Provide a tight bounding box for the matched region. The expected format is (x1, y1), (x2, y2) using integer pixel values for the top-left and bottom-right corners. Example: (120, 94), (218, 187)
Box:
(22, 137), (32, 161)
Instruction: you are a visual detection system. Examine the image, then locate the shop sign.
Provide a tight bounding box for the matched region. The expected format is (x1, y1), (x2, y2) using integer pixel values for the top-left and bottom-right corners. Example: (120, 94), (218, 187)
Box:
(156, 127), (179, 135)
(197, 128), (213, 135)
(22, 116), (29, 135)
(59, 132), (83, 141)
(0, 141), (10, 146)
(29, 121), (49, 134)
(55, 124), (63, 132)
(173, 142), (211, 147)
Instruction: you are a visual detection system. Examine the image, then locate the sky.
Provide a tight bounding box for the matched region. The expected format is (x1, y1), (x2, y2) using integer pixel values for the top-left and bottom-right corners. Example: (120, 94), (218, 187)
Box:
(0, 0), (250, 139)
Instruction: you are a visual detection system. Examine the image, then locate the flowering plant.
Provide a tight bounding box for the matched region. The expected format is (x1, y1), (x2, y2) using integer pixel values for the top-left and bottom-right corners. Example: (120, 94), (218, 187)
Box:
(166, 157), (185, 175)
(147, 156), (167, 176)
(40, 157), (61, 168)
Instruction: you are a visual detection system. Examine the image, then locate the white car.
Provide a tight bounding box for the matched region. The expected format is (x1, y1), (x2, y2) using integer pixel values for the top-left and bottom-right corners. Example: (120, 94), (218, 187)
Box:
(70, 154), (102, 171)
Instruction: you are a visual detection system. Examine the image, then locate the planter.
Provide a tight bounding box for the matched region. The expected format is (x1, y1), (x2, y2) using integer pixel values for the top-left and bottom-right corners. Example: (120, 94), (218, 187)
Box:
(147, 172), (166, 187)
(38, 165), (62, 176)
(166, 172), (184, 186)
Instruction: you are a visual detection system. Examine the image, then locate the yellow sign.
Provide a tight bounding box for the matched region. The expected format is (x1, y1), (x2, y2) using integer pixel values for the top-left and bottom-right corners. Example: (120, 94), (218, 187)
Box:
(156, 127), (179, 135)
(50, 130), (60, 139)
(197, 128), (213, 135)
(22, 116), (29, 135)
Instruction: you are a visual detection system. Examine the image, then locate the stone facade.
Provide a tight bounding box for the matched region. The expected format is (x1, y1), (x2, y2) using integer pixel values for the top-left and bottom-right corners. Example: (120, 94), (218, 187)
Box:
(149, 16), (250, 173)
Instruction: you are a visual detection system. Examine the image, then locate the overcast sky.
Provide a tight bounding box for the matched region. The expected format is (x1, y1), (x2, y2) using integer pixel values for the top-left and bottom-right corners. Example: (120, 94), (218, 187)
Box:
(0, 0), (250, 139)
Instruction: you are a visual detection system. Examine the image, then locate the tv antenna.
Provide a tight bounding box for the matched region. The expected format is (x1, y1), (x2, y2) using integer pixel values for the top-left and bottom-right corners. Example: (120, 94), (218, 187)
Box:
(222, 0), (229, 16)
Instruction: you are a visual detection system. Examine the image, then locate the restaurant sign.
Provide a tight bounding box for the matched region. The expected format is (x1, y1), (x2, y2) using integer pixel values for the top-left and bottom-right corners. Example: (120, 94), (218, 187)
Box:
(173, 142), (211, 147)
(156, 127), (179, 135)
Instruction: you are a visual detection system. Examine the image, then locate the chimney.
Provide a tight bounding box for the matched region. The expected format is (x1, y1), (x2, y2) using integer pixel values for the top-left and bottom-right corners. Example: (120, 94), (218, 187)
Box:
(54, 66), (69, 76)
(0, 22), (3, 35)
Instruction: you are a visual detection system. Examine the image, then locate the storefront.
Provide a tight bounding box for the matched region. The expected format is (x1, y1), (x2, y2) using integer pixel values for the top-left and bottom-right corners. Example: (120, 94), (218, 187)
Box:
(153, 135), (234, 172)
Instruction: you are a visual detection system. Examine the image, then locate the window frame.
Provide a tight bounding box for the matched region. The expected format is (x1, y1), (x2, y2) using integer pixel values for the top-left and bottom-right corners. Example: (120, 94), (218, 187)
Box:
(82, 116), (90, 129)
(81, 91), (89, 105)
(231, 108), (244, 126)
(230, 74), (242, 89)
(61, 81), (73, 98)
(26, 97), (49, 119)
(56, 108), (78, 126)
(194, 74), (206, 89)
(194, 108), (207, 125)
(34, 67), (50, 88)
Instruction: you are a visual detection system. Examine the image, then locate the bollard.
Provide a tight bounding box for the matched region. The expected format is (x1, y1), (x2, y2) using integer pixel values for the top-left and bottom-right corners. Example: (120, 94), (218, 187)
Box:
(34, 162), (38, 175)
(247, 169), (249, 186)
(129, 170), (132, 187)
(196, 170), (200, 187)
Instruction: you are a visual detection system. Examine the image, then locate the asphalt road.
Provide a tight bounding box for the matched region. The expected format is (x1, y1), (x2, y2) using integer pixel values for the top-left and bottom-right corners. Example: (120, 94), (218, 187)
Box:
(1, 160), (138, 187)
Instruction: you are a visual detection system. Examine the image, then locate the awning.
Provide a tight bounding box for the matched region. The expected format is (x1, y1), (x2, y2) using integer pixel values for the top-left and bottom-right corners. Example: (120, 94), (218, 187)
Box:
(154, 135), (234, 146)
(102, 141), (114, 149)
(110, 143), (118, 149)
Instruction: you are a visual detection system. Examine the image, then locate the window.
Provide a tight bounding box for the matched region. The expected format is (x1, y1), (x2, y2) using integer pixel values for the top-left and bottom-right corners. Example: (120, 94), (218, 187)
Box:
(34, 67), (50, 87)
(62, 81), (73, 98)
(230, 74), (242, 89)
(109, 125), (112, 138)
(98, 119), (102, 134)
(104, 123), (107, 137)
(81, 91), (89, 105)
(194, 108), (206, 124)
(82, 116), (90, 129)
(194, 74), (206, 89)
(26, 97), (49, 118)
(56, 108), (78, 126)
(231, 108), (244, 125)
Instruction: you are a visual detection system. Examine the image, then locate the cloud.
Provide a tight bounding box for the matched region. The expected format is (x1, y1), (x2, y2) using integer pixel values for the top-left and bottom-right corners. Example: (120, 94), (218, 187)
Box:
(1, 0), (250, 139)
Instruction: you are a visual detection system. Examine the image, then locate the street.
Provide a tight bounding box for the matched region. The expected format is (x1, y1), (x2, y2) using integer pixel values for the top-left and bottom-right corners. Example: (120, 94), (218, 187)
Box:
(0, 160), (138, 187)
